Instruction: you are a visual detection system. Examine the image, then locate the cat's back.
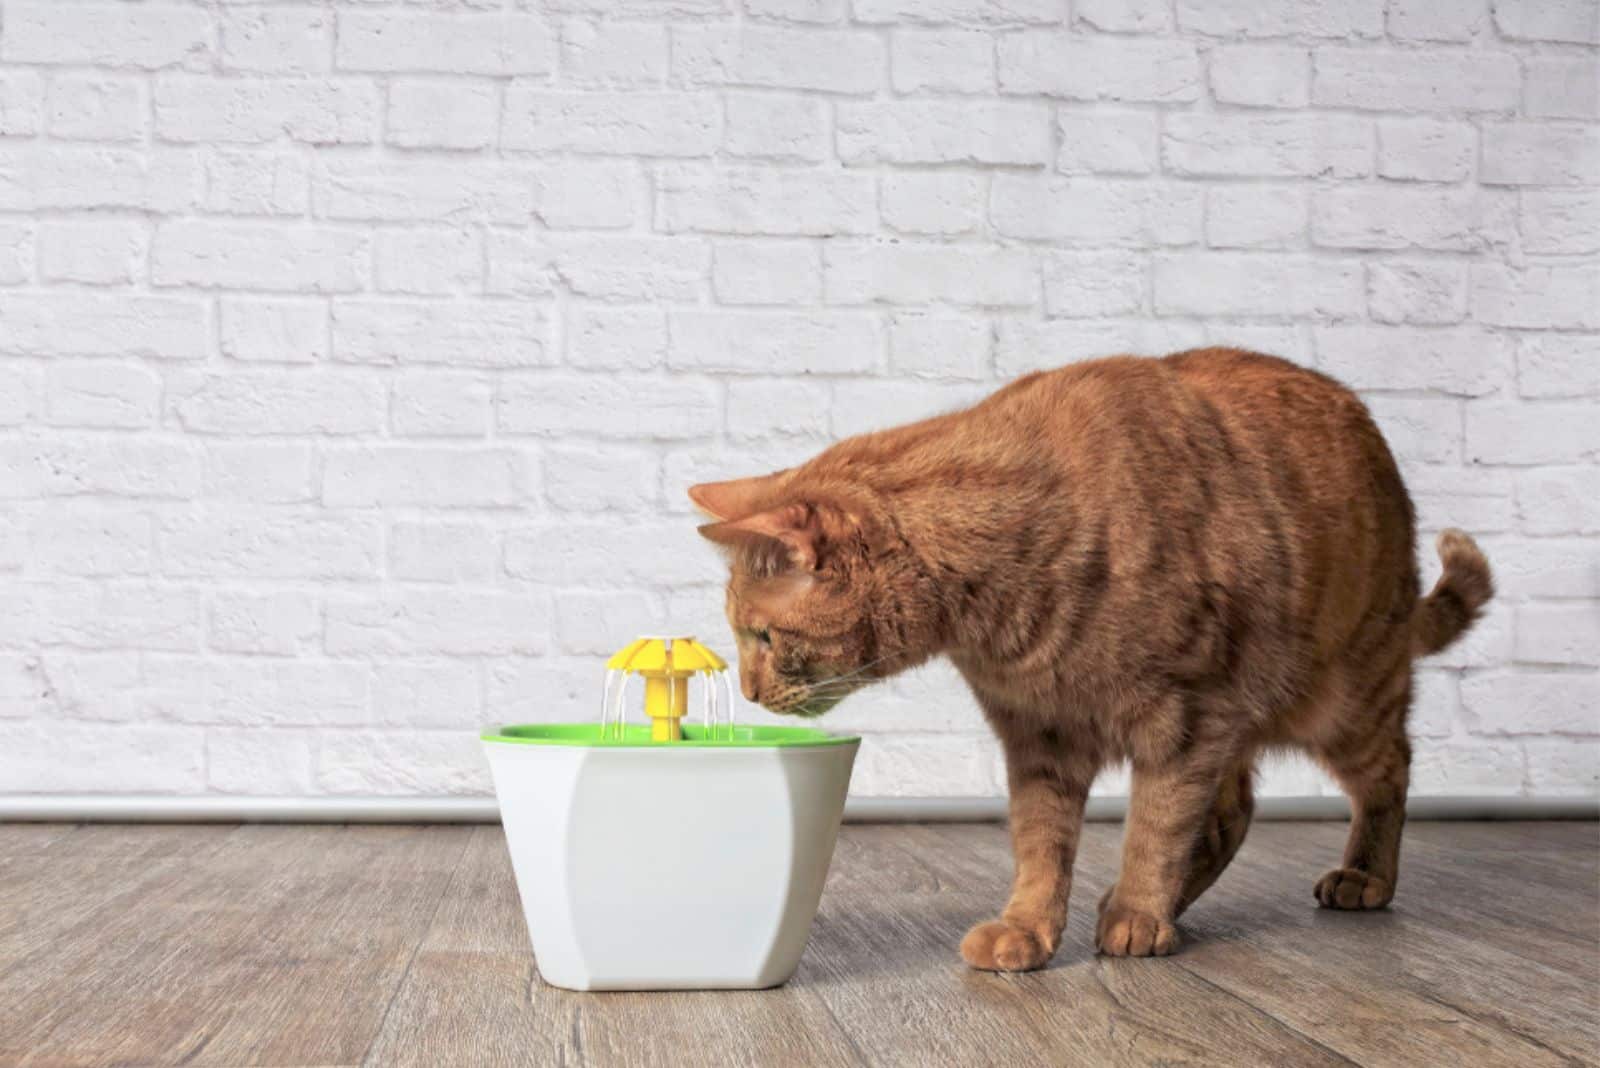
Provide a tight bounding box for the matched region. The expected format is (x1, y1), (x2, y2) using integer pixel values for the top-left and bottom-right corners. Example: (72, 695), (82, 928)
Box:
(978, 349), (1390, 489)
(831, 348), (1403, 530)
(983, 346), (1415, 617)
(1159, 347), (1404, 513)
(1162, 346), (1374, 436)
(986, 347), (1360, 432)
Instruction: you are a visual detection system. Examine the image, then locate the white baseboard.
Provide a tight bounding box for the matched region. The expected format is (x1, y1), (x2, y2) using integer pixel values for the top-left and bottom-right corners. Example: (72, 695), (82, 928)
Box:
(0, 794), (1594, 823)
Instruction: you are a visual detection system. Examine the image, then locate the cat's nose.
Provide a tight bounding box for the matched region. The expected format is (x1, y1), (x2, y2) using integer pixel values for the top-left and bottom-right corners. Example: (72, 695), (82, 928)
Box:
(741, 674), (759, 703)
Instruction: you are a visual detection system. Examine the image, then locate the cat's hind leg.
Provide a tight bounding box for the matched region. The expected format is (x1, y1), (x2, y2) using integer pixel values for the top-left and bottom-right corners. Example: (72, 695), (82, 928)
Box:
(1175, 757), (1256, 917)
(1100, 756), (1255, 926)
(1311, 666), (1412, 910)
(1096, 745), (1242, 957)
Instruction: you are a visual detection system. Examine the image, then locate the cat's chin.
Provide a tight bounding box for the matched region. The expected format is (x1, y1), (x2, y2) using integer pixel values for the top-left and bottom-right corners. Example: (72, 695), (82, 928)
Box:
(772, 694), (846, 719)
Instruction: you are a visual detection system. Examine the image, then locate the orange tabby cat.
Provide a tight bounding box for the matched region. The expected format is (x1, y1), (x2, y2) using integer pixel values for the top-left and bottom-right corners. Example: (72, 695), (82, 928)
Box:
(690, 348), (1492, 970)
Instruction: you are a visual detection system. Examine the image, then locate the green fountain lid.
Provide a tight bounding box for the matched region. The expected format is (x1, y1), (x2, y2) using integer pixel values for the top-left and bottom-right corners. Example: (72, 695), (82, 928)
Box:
(481, 723), (859, 748)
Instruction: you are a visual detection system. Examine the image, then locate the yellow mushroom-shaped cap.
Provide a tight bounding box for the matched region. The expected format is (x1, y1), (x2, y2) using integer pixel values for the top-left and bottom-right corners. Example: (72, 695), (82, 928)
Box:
(605, 637), (652, 671)
(671, 639), (726, 673)
(606, 636), (727, 675)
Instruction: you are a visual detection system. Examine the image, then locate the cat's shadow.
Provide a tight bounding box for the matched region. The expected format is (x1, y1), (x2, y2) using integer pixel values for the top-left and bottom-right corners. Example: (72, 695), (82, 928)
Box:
(799, 900), (1106, 986)
(799, 895), (1341, 987)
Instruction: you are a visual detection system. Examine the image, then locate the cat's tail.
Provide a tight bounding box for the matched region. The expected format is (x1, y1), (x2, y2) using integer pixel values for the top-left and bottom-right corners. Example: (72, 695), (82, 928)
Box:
(1413, 529), (1494, 657)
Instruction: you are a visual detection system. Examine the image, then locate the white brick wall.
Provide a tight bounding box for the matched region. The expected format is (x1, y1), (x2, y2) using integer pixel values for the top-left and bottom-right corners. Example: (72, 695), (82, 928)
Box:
(0, 0), (1594, 804)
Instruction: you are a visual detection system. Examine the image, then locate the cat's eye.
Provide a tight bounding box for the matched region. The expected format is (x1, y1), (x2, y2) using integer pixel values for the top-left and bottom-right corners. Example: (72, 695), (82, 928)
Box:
(751, 628), (772, 647)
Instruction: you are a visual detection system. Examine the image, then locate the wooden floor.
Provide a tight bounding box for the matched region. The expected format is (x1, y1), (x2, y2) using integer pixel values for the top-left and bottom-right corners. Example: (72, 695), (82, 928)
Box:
(0, 821), (1595, 1068)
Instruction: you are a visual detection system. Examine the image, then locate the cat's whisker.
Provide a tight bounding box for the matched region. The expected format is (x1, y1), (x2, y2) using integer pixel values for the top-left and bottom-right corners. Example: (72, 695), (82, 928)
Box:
(798, 653), (902, 696)
(796, 677), (869, 699)
(797, 675), (886, 699)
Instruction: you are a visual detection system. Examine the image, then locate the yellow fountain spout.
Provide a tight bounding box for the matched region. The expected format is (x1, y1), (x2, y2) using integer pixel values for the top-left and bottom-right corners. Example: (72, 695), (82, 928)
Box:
(606, 636), (728, 742)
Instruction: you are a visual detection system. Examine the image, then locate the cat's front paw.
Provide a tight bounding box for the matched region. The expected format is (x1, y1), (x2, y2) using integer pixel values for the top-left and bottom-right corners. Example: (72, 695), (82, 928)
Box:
(1095, 900), (1179, 957)
(1314, 867), (1392, 909)
(960, 920), (1055, 972)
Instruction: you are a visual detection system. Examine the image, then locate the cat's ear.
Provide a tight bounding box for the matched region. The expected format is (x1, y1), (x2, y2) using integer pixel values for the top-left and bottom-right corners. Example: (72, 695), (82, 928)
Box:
(697, 502), (821, 572)
(687, 474), (783, 521)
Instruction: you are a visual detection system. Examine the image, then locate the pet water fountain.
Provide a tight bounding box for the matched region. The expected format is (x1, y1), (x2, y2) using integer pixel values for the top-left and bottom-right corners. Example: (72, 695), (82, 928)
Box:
(482, 636), (860, 991)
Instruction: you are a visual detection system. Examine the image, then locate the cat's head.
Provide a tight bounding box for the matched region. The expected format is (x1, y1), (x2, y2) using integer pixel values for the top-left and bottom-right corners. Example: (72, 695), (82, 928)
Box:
(689, 473), (933, 717)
